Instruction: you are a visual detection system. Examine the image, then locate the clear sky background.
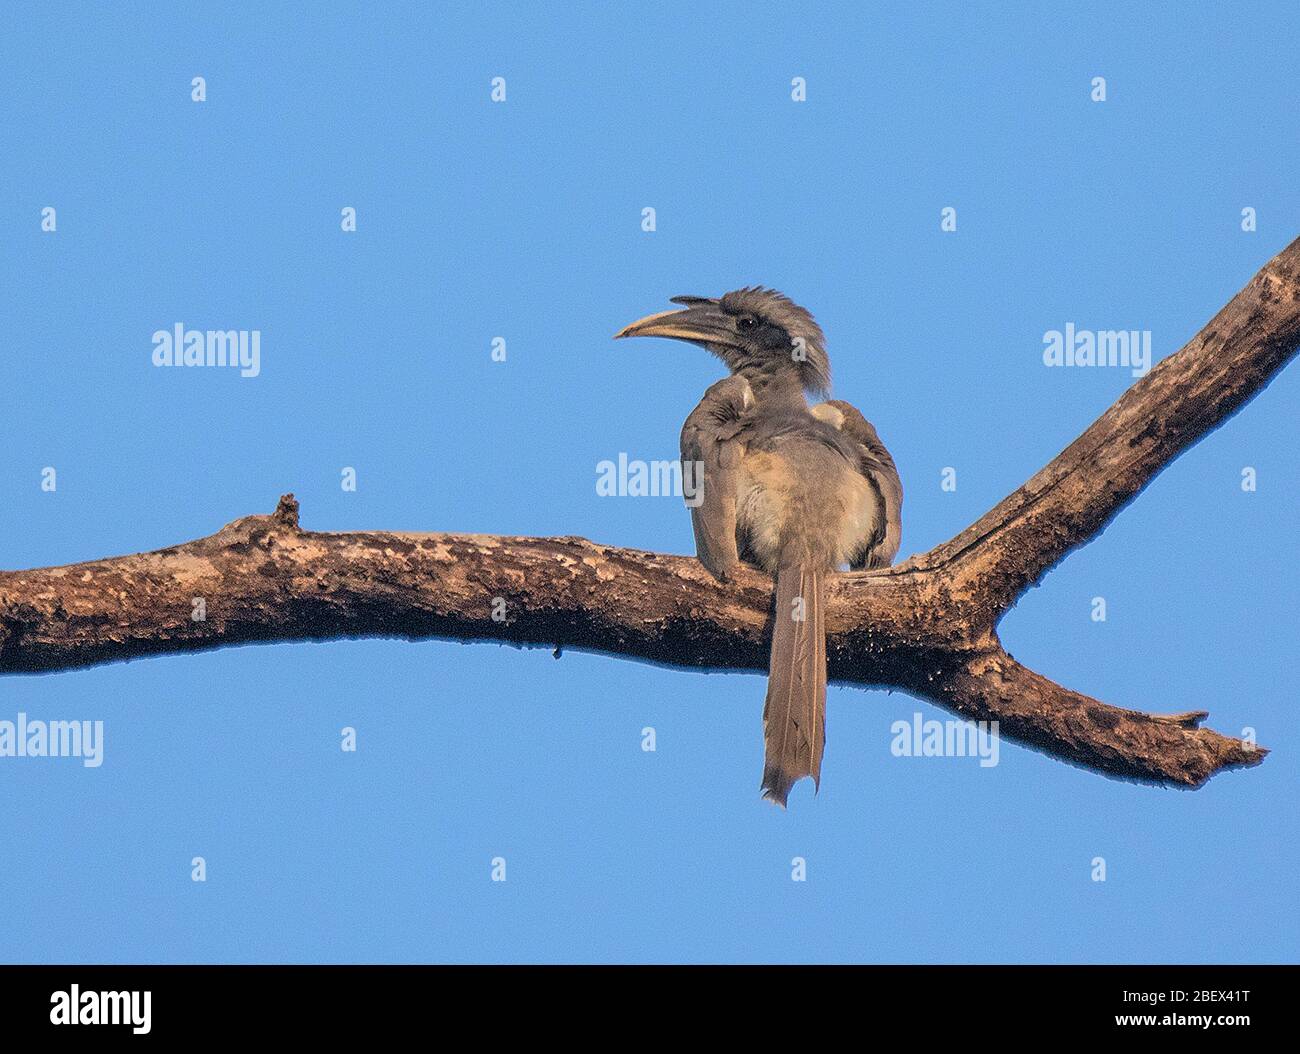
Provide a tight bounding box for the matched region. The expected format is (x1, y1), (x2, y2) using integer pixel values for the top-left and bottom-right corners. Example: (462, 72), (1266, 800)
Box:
(1, 3), (1296, 963)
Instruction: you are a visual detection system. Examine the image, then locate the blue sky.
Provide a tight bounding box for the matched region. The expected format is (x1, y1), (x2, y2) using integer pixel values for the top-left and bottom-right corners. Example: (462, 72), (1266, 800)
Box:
(0, 3), (1296, 963)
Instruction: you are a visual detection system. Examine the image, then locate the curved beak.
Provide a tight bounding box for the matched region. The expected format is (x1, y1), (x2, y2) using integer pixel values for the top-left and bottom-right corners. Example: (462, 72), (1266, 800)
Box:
(613, 297), (736, 347)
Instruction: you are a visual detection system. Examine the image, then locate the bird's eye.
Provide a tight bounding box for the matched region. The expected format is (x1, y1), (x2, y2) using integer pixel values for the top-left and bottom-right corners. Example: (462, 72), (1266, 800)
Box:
(737, 316), (758, 330)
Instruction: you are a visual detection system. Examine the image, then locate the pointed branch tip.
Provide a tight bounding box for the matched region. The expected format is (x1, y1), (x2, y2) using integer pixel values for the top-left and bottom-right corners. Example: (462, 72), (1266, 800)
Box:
(273, 494), (300, 529)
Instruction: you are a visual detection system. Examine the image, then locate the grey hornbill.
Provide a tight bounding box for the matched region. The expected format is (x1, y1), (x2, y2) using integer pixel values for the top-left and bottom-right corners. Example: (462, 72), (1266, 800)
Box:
(615, 287), (903, 806)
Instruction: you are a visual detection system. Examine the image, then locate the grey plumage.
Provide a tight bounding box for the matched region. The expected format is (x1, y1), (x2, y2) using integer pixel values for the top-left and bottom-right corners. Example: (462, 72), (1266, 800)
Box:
(679, 376), (751, 578)
(763, 561), (825, 804)
(813, 400), (903, 569)
(617, 289), (903, 806)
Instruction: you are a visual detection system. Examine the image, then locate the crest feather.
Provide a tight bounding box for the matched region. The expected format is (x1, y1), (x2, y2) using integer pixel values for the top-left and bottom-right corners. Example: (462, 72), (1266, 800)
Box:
(720, 286), (830, 394)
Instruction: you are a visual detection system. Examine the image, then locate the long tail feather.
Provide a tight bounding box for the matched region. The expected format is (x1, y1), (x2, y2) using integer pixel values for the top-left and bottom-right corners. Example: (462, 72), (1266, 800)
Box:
(761, 563), (826, 806)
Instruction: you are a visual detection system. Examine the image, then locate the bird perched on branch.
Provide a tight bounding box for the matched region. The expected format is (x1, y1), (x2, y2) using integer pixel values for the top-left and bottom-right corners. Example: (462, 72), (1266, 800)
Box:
(615, 288), (902, 806)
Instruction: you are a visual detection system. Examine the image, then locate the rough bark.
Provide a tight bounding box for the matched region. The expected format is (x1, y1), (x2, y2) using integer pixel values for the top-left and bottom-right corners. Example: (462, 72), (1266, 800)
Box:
(4, 238), (1298, 787)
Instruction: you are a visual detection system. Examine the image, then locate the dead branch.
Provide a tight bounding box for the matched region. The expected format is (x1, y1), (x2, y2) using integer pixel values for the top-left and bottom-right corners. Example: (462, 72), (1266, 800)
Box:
(4, 238), (1298, 787)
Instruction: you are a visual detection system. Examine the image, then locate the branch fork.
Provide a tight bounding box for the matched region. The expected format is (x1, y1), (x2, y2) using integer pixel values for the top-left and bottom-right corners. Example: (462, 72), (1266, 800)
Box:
(5, 238), (1299, 787)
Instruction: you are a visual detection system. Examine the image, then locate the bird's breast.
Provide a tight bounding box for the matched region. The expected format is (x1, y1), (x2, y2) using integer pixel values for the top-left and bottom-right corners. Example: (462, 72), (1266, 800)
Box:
(735, 446), (879, 571)
(735, 451), (789, 572)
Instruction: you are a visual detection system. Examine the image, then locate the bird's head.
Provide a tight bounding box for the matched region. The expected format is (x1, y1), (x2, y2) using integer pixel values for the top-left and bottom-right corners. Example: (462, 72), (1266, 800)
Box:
(614, 286), (829, 397)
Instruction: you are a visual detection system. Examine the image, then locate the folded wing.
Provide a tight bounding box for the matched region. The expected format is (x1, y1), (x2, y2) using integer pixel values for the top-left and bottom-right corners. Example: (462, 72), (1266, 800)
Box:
(813, 399), (903, 569)
(679, 376), (754, 579)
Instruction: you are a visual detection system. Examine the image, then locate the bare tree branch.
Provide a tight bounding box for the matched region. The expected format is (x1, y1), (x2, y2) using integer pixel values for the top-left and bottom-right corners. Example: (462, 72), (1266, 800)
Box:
(4, 238), (1297, 788)
(916, 236), (1300, 614)
(922, 649), (1260, 786)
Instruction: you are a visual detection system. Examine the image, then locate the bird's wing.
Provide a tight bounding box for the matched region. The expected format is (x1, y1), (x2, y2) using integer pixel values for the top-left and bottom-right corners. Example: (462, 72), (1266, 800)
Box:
(680, 377), (752, 579)
(812, 400), (903, 569)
